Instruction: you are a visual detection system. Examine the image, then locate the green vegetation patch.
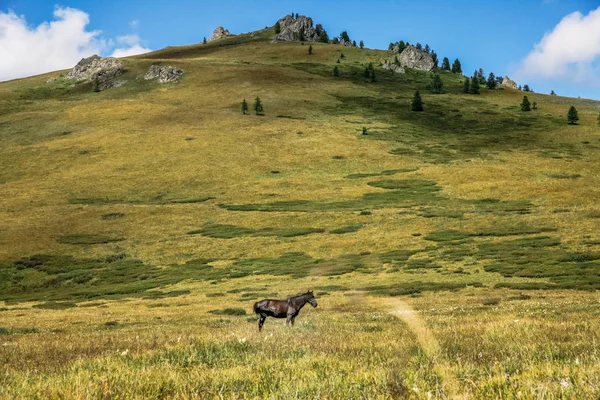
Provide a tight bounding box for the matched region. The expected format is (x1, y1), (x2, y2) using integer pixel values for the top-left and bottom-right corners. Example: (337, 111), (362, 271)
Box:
(345, 169), (417, 179)
(69, 196), (213, 205)
(57, 234), (124, 245)
(330, 224), (363, 234)
(208, 308), (247, 316)
(32, 301), (77, 310)
(187, 224), (324, 239)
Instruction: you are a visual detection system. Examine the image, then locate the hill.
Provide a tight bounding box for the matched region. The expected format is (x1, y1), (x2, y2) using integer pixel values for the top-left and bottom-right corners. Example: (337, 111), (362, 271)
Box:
(1, 19), (600, 398)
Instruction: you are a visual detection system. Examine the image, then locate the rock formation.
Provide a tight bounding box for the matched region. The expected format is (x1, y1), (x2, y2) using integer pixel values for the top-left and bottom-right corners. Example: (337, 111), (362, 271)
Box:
(502, 76), (518, 90)
(65, 55), (125, 91)
(209, 26), (231, 41)
(383, 62), (405, 74)
(397, 45), (434, 72)
(144, 65), (184, 83)
(273, 15), (327, 42)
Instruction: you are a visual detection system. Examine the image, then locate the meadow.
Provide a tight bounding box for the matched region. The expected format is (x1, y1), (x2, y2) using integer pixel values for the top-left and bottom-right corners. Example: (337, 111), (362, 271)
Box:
(1, 27), (600, 398)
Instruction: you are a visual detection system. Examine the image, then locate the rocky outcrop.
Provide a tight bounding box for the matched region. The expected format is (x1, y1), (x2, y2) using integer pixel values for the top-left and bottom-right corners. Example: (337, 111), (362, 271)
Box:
(502, 76), (518, 90)
(397, 46), (434, 72)
(383, 62), (405, 74)
(66, 55), (125, 91)
(273, 15), (327, 42)
(209, 26), (231, 41)
(144, 65), (184, 83)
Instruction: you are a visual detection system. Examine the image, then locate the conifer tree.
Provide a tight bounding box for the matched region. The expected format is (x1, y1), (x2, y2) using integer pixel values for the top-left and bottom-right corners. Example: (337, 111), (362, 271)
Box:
(431, 51), (439, 69)
(451, 59), (462, 74)
(486, 72), (497, 89)
(308, 45), (313, 55)
(340, 31), (350, 43)
(567, 106), (579, 125)
(478, 68), (486, 84)
(532, 102), (537, 110)
(520, 96), (531, 112)
(596, 111), (600, 126)
(203, 37), (207, 44)
(523, 84), (531, 92)
(416, 43), (422, 51)
(430, 74), (443, 94)
(332, 37), (339, 44)
(359, 40), (364, 49)
(463, 77), (470, 93)
(352, 40), (357, 47)
(241, 99), (248, 115)
(550, 90), (556, 96)
(362, 126), (368, 135)
(333, 66), (340, 77)
(274, 21), (281, 34)
(470, 75), (480, 94)
(254, 96), (263, 115)
(340, 53), (345, 59)
(441, 57), (451, 71)
(424, 44), (430, 54)
(411, 90), (424, 111)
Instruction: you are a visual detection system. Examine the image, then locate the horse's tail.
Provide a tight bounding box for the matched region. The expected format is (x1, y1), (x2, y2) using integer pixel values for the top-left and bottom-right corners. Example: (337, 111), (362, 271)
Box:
(253, 301), (260, 315)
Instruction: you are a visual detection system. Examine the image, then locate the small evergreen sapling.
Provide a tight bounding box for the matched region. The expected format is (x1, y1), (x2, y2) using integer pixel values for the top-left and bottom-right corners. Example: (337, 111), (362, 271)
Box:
(463, 77), (470, 93)
(274, 21), (281, 34)
(333, 66), (340, 77)
(362, 126), (368, 135)
(470, 75), (480, 94)
(308, 45), (312, 55)
(241, 99), (248, 115)
(520, 96), (531, 112)
(567, 106), (579, 125)
(254, 96), (264, 115)
(411, 90), (424, 112)
(203, 37), (207, 44)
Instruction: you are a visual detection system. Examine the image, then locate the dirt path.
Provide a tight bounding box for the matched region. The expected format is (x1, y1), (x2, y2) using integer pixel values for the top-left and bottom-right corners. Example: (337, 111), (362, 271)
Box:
(388, 299), (465, 399)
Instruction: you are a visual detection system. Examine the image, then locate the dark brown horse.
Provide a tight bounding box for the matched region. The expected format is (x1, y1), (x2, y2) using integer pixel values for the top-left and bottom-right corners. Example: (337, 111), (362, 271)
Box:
(253, 291), (317, 331)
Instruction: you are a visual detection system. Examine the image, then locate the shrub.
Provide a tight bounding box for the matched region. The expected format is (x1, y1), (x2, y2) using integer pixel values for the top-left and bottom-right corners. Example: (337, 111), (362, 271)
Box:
(241, 99), (248, 115)
(333, 66), (340, 77)
(362, 126), (368, 135)
(254, 96), (263, 115)
(308, 45), (312, 55)
(274, 21), (281, 34)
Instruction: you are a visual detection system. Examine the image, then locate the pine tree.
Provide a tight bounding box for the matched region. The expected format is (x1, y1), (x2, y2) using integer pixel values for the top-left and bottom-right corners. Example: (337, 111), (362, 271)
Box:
(532, 102), (537, 110)
(442, 57), (451, 71)
(411, 90), (424, 111)
(359, 40), (364, 49)
(424, 44), (430, 54)
(203, 37), (207, 44)
(340, 53), (345, 59)
(295, 13), (299, 19)
(486, 72), (497, 89)
(478, 68), (485, 84)
(523, 84), (531, 92)
(430, 74), (443, 94)
(340, 31), (350, 43)
(333, 66), (340, 77)
(550, 90), (556, 96)
(332, 37), (339, 45)
(393, 55), (400, 65)
(274, 21), (281, 34)
(520, 96), (531, 112)
(308, 45), (313, 55)
(352, 40), (357, 47)
(336, 59), (340, 63)
(567, 106), (579, 125)
(416, 43), (422, 51)
(463, 77), (470, 93)
(431, 51), (438, 69)
(470, 75), (480, 94)
(254, 96), (263, 115)
(451, 59), (462, 74)
(241, 99), (248, 115)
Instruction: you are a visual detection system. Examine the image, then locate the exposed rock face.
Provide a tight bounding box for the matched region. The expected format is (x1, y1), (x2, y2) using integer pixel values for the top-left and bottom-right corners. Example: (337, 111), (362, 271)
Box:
(502, 76), (518, 89)
(273, 15), (327, 42)
(66, 55), (125, 91)
(383, 62), (405, 74)
(144, 65), (184, 83)
(397, 45), (434, 72)
(210, 26), (231, 41)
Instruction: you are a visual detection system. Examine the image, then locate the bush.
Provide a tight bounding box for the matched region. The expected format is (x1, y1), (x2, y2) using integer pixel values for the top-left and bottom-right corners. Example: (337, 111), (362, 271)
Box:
(274, 21), (281, 34)
(254, 96), (263, 115)
(241, 99), (248, 115)
(333, 66), (340, 77)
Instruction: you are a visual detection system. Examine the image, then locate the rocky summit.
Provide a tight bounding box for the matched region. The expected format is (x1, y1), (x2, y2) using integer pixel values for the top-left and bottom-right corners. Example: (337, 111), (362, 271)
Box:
(397, 45), (434, 72)
(502, 76), (518, 89)
(65, 55), (125, 91)
(210, 26), (231, 41)
(382, 62), (405, 74)
(144, 65), (184, 83)
(274, 15), (327, 42)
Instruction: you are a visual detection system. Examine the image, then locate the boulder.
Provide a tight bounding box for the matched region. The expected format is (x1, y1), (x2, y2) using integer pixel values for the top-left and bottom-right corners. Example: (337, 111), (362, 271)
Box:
(502, 76), (518, 90)
(209, 26), (231, 41)
(397, 45), (434, 72)
(273, 15), (327, 42)
(144, 65), (184, 83)
(66, 55), (125, 91)
(383, 62), (405, 74)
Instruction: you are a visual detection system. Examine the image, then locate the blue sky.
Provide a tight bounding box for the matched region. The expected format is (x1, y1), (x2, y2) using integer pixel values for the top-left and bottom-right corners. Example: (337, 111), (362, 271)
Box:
(1, 0), (600, 99)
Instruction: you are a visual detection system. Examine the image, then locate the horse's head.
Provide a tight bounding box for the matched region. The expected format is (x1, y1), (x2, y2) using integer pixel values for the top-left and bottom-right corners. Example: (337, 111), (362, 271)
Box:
(306, 290), (317, 308)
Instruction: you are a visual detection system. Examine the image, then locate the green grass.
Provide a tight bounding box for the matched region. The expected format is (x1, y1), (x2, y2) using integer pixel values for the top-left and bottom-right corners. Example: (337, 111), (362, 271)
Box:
(187, 224), (324, 238)
(57, 234), (124, 245)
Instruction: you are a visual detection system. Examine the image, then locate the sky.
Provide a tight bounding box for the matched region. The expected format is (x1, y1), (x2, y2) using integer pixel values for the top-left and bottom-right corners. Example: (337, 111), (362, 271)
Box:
(1, 0), (600, 99)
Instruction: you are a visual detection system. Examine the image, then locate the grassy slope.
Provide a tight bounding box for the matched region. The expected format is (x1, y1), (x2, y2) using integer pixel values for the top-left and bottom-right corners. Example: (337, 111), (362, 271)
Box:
(1, 29), (600, 397)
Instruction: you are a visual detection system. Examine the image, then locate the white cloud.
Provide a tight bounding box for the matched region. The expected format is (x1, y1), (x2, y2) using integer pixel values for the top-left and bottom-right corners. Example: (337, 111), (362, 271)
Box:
(111, 44), (151, 58)
(516, 6), (600, 85)
(0, 7), (104, 81)
(0, 7), (152, 81)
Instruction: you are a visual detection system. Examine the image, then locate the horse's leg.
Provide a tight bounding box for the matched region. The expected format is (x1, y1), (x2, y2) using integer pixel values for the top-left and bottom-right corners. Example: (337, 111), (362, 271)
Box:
(290, 316), (296, 326)
(258, 315), (266, 332)
(286, 314), (292, 326)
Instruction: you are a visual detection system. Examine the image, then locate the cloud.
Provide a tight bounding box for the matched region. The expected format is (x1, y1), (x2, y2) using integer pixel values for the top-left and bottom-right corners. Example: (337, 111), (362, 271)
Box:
(516, 6), (600, 85)
(0, 7), (151, 81)
(0, 7), (105, 81)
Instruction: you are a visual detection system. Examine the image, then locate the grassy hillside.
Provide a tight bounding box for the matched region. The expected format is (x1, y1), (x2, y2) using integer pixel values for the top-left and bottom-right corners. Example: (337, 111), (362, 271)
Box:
(1, 28), (600, 398)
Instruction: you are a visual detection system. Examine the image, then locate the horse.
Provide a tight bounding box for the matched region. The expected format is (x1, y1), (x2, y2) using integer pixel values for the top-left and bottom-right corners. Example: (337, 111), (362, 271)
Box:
(253, 291), (317, 331)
